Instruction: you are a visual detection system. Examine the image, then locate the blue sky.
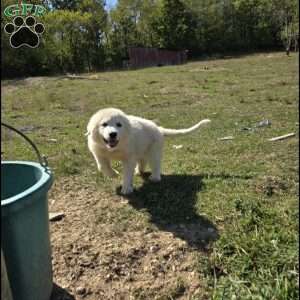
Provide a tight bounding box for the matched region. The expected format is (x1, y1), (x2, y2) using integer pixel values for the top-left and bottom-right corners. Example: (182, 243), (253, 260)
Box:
(105, 0), (118, 10)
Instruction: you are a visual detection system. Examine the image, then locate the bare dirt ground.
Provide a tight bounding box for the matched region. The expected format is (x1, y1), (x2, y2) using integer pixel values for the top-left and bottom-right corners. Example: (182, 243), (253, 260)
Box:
(49, 177), (214, 300)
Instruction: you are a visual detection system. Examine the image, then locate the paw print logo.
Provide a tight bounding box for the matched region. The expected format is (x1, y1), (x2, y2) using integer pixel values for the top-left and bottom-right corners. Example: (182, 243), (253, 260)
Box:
(4, 16), (45, 48)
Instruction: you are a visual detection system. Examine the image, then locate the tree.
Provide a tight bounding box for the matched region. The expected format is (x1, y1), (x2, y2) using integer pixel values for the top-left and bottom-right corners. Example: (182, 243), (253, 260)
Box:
(272, 0), (299, 54)
(154, 0), (197, 50)
(41, 0), (108, 72)
(44, 0), (79, 10)
(76, 0), (108, 69)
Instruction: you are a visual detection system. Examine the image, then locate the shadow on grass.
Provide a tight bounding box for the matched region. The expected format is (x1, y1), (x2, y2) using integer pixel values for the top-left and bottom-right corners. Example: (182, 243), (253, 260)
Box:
(122, 173), (219, 250)
(200, 172), (253, 181)
(51, 283), (75, 300)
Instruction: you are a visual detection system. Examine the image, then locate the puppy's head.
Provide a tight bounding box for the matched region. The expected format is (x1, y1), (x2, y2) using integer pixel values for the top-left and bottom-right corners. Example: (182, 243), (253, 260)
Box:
(87, 108), (130, 151)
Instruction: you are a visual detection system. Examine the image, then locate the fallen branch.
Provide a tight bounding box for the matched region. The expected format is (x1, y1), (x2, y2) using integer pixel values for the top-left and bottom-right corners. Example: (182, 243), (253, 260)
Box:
(64, 74), (106, 80)
(218, 136), (234, 141)
(268, 133), (295, 141)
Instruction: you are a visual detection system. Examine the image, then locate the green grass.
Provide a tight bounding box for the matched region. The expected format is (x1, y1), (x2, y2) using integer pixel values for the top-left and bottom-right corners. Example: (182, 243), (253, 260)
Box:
(2, 52), (298, 299)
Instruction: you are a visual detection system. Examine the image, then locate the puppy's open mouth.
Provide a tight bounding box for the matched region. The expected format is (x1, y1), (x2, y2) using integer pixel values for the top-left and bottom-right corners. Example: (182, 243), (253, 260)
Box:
(103, 138), (119, 148)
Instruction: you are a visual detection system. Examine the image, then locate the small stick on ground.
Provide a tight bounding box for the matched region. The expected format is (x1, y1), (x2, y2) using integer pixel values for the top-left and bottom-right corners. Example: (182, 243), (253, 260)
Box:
(49, 212), (65, 222)
(268, 133), (295, 141)
(218, 136), (234, 141)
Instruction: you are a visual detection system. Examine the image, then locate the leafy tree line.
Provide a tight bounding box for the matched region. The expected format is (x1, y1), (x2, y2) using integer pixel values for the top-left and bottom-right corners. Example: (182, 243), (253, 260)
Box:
(1, 0), (298, 78)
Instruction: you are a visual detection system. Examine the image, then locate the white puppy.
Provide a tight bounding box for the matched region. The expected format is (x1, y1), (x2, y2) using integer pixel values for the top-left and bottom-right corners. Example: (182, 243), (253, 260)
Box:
(86, 108), (210, 195)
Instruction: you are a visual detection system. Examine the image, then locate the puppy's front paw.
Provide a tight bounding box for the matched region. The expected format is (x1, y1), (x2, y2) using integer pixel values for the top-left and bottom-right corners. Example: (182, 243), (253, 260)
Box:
(149, 174), (161, 182)
(103, 168), (119, 178)
(121, 185), (134, 195)
(135, 167), (142, 176)
(135, 168), (146, 176)
(110, 169), (120, 178)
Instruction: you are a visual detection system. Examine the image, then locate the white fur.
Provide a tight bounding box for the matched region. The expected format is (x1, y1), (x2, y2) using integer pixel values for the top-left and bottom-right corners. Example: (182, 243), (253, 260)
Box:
(86, 108), (211, 195)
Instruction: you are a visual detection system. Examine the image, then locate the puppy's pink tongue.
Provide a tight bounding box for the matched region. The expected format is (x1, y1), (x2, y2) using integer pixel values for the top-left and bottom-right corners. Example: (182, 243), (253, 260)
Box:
(108, 140), (118, 147)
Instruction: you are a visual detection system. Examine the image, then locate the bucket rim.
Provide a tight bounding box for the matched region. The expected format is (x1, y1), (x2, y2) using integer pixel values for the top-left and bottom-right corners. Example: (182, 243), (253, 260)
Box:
(1, 160), (52, 206)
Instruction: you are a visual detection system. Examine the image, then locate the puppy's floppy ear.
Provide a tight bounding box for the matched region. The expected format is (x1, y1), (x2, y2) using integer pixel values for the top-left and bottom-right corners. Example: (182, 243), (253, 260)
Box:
(86, 123), (93, 137)
(86, 121), (101, 142)
(121, 114), (131, 133)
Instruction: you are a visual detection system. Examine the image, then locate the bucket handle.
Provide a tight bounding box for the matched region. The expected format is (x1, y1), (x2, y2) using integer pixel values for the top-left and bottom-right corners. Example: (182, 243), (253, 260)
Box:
(1, 122), (48, 168)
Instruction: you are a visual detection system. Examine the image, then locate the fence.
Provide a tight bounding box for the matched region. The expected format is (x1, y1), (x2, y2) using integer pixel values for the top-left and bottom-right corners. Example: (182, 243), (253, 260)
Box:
(127, 47), (188, 68)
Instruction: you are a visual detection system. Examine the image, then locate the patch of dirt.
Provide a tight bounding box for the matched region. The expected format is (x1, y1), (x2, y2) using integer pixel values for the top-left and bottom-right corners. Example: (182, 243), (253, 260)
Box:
(49, 177), (206, 299)
(254, 176), (288, 197)
(1, 77), (54, 94)
(188, 67), (227, 73)
(159, 87), (180, 96)
(60, 74), (108, 81)
(1, 85), (19, 94)
(23, 77), (53, 85)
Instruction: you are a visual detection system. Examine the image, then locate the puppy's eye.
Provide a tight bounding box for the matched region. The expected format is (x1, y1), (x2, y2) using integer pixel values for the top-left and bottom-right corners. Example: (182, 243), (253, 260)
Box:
(102, 122), (108, 127)
(116, 122), (122, 127)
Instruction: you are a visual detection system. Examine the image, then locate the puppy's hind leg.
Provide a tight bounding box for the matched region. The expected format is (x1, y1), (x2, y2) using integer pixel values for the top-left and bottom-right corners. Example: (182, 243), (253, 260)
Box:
(135, 159), (147, 176)
(148, 141), (163, 182)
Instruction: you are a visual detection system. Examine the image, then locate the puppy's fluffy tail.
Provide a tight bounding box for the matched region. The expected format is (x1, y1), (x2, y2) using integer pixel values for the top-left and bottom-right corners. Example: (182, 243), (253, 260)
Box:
(159, 119), (211, 136)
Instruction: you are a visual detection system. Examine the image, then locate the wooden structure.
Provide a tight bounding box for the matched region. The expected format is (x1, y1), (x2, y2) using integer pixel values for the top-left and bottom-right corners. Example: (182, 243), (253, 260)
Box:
(127, 47), (187, 68)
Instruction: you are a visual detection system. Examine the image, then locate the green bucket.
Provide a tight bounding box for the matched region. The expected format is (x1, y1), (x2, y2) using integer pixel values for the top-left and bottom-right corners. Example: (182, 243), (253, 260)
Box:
(1, 123), (54, 300)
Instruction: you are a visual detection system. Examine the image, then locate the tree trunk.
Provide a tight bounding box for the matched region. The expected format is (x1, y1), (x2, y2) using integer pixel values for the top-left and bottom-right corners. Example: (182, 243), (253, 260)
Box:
(86, 51), (91, 72)
(285, 15), (291, 56)
(295, 36), (299, 52)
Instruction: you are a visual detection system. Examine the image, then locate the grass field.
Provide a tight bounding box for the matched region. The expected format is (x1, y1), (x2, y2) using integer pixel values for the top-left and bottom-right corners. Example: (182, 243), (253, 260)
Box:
(1, 52), (299, 299)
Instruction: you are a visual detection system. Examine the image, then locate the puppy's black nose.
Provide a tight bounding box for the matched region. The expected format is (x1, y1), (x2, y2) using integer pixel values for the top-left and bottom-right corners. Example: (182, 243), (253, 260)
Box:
(109, 132), (117, 139)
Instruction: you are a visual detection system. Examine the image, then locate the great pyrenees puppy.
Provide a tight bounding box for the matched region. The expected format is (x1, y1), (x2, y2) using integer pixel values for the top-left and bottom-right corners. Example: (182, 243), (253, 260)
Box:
(86, 108), (210, 195)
